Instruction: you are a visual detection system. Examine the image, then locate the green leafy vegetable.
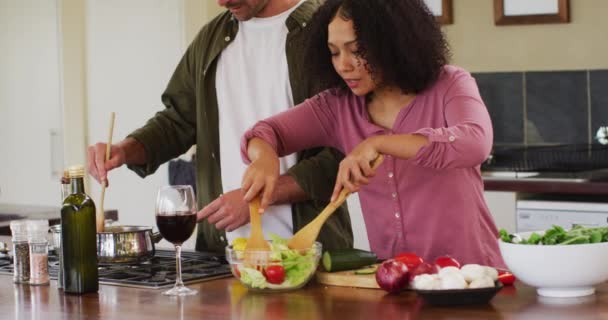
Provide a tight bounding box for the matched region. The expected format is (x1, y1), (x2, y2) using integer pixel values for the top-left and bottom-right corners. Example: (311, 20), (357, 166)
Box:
(240, 267), (268, 289)
(239, 233), (318, 289)
(590, 231), (602, 243)
(269, 233), (317, 287)
(499, 225), (608, 245)
(499, 229), (512, 243)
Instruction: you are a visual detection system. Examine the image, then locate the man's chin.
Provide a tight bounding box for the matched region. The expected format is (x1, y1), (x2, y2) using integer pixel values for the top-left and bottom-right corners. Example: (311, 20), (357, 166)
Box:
(231, 13), (254, 21)
(228, 5), (254, 21)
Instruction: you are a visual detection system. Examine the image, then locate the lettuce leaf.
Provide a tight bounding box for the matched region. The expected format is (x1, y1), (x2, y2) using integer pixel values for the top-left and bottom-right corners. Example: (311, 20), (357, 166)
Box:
(238, 234), (317, 289)
(240, 267), (267, 289)
(268, 233), (317, 287)
(499, 225), (608, 245)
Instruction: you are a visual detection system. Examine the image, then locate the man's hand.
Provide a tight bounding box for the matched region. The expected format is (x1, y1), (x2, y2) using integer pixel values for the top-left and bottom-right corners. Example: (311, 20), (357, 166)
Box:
(198, 175), (309, 232)
(197, 189), (250, 232)
(87, 138), (147, 186)
(87, 142), (127, 186)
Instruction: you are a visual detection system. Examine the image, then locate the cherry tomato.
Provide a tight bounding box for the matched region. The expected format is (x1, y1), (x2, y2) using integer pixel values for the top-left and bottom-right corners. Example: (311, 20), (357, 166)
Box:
(264, 265), (286, 284)
(434, 256), (461, 269)
(394, 252), (424, 270)
(498, 270), (516, 285)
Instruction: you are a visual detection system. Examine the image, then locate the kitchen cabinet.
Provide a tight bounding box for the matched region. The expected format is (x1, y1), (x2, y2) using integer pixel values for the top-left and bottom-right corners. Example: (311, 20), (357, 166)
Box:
(0, 1), (63, 206)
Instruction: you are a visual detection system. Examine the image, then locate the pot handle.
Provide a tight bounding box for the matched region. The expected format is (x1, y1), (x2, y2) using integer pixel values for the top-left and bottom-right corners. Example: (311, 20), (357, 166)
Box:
(151, 231), (163, 243)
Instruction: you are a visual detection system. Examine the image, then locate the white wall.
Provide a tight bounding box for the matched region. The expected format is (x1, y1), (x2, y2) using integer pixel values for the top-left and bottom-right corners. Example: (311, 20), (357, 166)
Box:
(85, 0), (195, 249)
(0, 0), (63, 205)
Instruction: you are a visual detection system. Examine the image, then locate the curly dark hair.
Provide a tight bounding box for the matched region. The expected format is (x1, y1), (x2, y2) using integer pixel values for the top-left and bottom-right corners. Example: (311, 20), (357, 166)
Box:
(305, 0), (450, 94)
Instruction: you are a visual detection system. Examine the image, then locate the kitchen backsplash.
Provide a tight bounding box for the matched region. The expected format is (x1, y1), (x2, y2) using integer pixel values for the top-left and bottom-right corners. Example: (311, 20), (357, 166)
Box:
(472, 70), (608, 146)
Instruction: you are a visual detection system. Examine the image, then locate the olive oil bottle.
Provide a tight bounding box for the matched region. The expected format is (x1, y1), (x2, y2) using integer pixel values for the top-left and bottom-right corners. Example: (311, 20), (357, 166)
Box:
(61, 165), (99, 294)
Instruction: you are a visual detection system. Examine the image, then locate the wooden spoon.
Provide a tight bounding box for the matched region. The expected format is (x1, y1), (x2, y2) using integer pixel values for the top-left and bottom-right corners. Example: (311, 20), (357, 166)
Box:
(287, 154), (385, 250)
(97, 112), (115, 233)
(244, 196), (270, 264)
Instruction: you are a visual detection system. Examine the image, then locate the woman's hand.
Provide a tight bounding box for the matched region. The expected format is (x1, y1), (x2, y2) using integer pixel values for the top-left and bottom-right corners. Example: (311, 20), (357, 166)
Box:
(242, 138), (280, 212)
(331, 137), (380, 202)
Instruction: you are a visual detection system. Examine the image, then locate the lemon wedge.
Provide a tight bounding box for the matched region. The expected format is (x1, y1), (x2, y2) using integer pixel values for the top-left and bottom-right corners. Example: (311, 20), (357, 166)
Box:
(232, 237), (248, 251)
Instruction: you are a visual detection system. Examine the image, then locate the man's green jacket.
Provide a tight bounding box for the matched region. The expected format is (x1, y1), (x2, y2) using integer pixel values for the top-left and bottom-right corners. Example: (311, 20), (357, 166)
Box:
(127, 0), (353, 252)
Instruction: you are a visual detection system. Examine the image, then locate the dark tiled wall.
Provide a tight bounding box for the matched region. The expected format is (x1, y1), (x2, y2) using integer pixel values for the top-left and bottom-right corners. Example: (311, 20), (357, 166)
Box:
(591, 70), (608, 140)
(472, 69), (608, 146)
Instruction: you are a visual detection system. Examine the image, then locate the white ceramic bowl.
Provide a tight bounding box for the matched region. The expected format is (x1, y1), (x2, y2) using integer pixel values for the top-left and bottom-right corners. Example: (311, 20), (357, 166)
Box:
(498, 231), (608, 298)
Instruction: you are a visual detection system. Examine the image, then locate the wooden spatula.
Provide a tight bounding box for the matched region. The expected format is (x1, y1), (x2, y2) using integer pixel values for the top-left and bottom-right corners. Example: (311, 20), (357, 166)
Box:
(244, 196), (270, 264)
(97, 112), (115, 233)
(287, 154), (385, 250)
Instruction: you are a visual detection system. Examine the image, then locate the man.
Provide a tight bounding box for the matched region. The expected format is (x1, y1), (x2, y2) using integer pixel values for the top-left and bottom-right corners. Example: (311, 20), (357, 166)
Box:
(87, 0), (353, 253)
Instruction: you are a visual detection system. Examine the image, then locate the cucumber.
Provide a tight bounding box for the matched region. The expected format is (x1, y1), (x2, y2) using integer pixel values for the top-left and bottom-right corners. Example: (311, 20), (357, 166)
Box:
(322, 249), (377, 272)
(354, 265), (378, 275)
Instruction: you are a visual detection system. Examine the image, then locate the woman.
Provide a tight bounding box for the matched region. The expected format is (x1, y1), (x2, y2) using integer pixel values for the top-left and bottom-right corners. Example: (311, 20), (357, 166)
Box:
(240, 0), (505, 267)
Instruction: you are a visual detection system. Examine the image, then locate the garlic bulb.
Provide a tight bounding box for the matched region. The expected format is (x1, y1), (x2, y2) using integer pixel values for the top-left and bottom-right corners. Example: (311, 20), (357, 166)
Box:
(484, 266), (498, 281)
(412, 274), (441, 290)
(439, 272), (467, 289)
(460, 264), (486, 282)
(468, 276), (495, 289)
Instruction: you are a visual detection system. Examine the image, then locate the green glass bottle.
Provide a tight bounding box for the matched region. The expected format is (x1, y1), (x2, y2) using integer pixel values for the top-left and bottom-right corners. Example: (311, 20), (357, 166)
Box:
(61, 165), (99, 294)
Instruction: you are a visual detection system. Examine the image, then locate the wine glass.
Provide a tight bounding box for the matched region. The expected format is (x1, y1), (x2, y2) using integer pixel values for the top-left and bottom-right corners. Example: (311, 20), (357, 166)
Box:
(155, 185), (198, 296)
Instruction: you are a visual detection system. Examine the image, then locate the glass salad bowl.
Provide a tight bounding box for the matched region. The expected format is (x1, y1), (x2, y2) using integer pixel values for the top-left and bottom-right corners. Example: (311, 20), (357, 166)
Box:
(226, 236), (322, 292)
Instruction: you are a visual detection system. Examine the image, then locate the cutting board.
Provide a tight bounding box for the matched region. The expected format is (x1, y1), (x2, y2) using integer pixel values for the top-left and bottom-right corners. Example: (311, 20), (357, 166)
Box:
(315, 265), (380, 289)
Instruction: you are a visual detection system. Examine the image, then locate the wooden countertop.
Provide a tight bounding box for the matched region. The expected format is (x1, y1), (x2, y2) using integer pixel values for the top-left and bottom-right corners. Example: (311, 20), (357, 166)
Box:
(0, 276), (606, 320)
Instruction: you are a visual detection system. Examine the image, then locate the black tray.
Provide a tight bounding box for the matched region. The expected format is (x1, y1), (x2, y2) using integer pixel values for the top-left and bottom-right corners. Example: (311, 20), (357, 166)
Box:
(414, 282), (503, 306)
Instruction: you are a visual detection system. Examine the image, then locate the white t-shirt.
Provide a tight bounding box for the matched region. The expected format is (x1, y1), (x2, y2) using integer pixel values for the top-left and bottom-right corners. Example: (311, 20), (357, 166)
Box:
(216, 1), (304, 243)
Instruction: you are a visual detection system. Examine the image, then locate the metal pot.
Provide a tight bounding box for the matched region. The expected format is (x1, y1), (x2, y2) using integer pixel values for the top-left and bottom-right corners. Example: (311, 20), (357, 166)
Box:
(96, 226), (163, 264)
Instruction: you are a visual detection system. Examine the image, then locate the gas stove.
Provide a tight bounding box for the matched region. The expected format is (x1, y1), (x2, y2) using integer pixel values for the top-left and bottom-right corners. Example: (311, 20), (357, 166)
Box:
(0, 249), (232, 289)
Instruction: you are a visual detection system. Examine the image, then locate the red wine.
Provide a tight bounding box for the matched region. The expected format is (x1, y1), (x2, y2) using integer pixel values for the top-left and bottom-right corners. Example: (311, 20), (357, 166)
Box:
(156, 212), (197, 245)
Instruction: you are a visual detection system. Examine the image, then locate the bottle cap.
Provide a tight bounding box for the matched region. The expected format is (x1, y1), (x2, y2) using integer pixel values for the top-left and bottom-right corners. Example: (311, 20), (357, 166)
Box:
(61, 169), (70, 184)
(67, 165), (85, 178)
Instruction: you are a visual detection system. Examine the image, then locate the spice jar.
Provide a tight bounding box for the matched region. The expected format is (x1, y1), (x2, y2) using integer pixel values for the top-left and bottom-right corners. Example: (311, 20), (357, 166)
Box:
(10, 220), (30, 284)
(27, 220), (50, 286)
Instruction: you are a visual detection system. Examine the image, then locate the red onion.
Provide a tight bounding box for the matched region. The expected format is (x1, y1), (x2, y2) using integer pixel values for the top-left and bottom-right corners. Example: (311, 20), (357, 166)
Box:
(375, 259), (409, 293)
